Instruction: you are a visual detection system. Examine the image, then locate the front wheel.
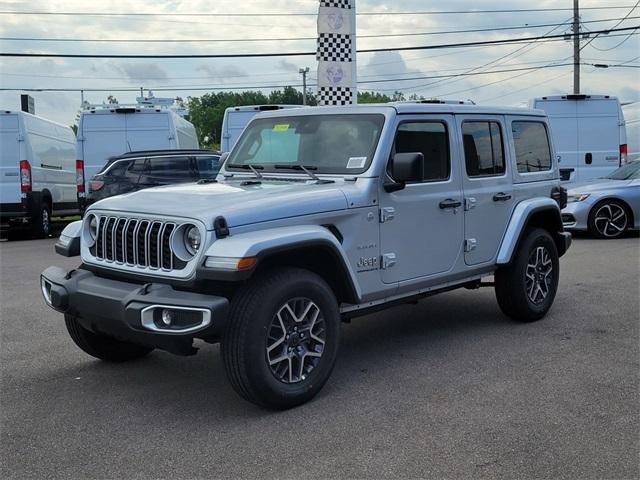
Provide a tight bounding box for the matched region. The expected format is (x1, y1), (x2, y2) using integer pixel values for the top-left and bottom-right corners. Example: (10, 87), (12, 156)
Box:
(221, 267), (340, 409)
(65, 314), (154, 362)
(588, 199), (630, 239)
(495, 228), (560, 322)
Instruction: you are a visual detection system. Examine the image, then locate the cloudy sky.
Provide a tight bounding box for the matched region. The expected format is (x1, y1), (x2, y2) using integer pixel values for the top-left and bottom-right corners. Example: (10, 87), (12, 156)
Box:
(0, 0), (638, 125)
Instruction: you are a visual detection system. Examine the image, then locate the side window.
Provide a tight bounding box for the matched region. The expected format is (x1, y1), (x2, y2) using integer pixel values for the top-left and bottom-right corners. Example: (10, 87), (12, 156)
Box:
(195, 155), (221, 179)
(391, 122), (450, 182)
(462, 121), (505, 177)
(105, 160), (130, 178)
(512, 121), (552, 173)
(144, 156), (193, 181)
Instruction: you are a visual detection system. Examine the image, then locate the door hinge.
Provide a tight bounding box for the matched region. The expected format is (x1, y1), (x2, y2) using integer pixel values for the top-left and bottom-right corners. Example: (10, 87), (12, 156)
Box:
(464, 238), (477, 253)
(381, 253), (397, 269)
(465, 197), (477, 211)
(379, 207), (396, 223)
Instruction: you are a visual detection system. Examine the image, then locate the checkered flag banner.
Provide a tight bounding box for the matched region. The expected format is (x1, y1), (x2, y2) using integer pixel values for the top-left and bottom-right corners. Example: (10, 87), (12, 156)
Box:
(317, 0), (356, 105)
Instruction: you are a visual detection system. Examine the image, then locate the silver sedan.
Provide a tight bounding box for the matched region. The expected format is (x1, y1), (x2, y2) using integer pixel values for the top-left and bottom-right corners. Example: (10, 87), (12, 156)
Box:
(562, 161), (640, 239)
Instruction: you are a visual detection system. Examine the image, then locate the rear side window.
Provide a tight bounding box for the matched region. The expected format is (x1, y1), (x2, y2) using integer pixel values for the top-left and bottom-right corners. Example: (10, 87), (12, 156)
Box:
(391, 122), (450, 182)
(462, 121), (505, 177)
(512, 121), (552, 173)
(145, 156), (193, 180)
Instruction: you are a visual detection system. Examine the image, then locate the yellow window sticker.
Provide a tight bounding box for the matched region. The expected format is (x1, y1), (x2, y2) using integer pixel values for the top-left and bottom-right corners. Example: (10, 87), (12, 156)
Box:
(272, 124), (290, 132)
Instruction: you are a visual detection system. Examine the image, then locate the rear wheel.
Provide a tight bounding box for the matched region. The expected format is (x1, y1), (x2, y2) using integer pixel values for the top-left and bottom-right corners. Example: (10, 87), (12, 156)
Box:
(495, 228), (560, 322)
(31, 202), (51, 238)
(221, 267), (340, 409)
(65, 314), (154, 362)
(588, 199), (630, 239)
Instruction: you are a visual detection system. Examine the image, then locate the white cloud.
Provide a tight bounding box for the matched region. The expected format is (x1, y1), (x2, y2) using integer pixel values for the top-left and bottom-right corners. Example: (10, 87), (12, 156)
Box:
(0, 0), (637, 124)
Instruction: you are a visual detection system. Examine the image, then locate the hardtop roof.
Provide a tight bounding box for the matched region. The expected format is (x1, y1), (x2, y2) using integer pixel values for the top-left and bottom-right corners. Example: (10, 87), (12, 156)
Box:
(252, 102), (546, 119)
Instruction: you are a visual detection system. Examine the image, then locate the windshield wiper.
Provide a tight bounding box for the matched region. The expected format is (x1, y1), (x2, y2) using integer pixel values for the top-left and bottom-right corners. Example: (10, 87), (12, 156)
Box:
(274, 164), (333, 183)
(231, 164), (264, 179)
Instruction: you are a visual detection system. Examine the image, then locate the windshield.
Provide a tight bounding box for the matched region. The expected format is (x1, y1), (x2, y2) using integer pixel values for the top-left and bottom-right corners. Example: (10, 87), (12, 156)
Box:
(226, 114), (385, 174)
(605, 161), (640, 180)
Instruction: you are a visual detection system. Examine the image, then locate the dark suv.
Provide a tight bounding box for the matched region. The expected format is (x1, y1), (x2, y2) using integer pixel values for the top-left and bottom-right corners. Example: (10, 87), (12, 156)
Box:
(85, 149), (221, 210)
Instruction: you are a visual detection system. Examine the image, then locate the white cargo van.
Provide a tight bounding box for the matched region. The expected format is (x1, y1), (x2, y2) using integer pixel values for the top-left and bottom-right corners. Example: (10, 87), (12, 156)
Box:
(220, 105), (304, 152)
(76, 104), (199, 208)
(530, 94), (627, 183)
(0, 111), (78, 237)
(622, 101), (639, 163)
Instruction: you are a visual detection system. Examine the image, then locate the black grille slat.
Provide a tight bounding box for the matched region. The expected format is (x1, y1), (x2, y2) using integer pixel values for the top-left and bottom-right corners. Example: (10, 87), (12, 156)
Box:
(125, 220), (137, 264)
(104, 218), (116, 261)
(137, 221), (150, 266)
(161, 224), (175, 270)
(148, 222), (162, 269)
(115, 219), (126, 263)
(89, 216), (188, 271)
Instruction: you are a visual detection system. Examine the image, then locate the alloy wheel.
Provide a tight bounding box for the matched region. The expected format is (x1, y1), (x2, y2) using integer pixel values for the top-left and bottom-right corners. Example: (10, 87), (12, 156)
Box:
(266, 297), (326, 384)
(594, 203), (627, 238)
(525, 246), (553, 305)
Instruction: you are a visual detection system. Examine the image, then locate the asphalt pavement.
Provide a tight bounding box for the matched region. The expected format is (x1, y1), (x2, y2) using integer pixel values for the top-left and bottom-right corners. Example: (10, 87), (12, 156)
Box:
(1, 235), (638, 479)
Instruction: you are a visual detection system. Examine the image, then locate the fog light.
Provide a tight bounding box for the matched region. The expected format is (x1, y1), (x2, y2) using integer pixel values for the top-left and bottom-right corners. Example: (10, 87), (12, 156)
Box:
(161, 309), (174, 326)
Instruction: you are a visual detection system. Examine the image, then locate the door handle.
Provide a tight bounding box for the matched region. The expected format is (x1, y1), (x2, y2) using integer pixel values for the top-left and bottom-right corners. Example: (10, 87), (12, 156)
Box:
(493, 192), (512, 202)
(585, 152), (593, 165)
(439, 199), (462, 209)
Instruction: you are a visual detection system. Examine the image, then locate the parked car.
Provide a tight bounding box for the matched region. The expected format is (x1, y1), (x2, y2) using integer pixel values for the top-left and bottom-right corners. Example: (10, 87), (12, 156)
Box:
(221, 104), (304, 152)
(530, 94), (628, 183)
(76, 101), (199, 210)
(85, 149), (221, 210)
(562, 161), (640, 238)
(0, 110), (78, 237)
(42, 103), (571, 409)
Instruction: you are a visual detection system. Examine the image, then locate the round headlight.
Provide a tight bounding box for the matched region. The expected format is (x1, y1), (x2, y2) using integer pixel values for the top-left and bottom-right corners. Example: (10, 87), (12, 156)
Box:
(89, 216), (98, 240)
(84, 214), (98, 247)
(184, 226), (201, 256)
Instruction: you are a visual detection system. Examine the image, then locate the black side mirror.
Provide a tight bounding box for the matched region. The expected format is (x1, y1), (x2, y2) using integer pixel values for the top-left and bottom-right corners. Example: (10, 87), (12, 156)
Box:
(219, 152), (230, 165)
(384, 152), (424, 192)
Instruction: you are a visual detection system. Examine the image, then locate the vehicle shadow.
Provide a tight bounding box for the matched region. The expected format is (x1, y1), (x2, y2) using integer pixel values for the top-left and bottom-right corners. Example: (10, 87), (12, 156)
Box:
(32, 289), (513, 419)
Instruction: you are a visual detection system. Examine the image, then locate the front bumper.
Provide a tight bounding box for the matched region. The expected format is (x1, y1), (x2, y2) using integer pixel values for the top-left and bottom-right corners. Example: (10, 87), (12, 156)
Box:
(562, 200), (592, 231)
(41, 266), (229, 355)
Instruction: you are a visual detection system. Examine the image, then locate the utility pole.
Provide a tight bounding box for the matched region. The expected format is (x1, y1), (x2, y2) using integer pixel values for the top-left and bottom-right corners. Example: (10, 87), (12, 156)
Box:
(299, 67), (310, 105)
(573, 0), (580, 94)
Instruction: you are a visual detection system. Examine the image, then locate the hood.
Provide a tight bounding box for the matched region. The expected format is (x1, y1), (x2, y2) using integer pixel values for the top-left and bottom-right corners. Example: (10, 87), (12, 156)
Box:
(567, 178), (634, 194)
(88, 178), (349, 228)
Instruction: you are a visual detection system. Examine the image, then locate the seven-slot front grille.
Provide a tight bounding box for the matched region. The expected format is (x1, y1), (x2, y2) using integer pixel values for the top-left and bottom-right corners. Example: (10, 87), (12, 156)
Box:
(91, 216), (186, 271)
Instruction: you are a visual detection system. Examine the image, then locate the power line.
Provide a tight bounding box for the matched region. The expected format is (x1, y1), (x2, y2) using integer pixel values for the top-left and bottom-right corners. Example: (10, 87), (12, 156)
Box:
(1, 26), (637, 59)
(3, 17), (636, 43)
(0, 63), (588, 92)
(0, 6), (636, 17)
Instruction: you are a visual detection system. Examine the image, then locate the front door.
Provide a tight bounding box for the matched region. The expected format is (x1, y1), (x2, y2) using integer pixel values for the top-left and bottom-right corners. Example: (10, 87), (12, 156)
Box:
(379, 115), (464, 284)
(457, 115), (515, 265)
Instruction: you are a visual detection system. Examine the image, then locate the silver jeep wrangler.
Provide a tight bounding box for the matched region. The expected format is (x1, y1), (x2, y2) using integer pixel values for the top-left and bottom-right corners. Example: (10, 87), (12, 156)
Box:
(42, 103), (571, 409)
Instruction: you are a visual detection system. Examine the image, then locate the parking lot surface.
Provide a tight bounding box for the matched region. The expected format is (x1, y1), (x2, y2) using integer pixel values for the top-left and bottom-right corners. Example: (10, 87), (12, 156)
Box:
(1, 235), (638, 479)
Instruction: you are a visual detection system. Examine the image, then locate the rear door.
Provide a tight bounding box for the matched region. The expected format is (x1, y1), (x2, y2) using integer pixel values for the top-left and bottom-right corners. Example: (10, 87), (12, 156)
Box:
(577, 99), (620, 181)
(457, 115), (515, 265)
(536, 99), (578, 181)
(125, 112), (171, 151)
(81, 113), (128, 182)
(0, 114), (20, 206)
(138, 155), (196, 187)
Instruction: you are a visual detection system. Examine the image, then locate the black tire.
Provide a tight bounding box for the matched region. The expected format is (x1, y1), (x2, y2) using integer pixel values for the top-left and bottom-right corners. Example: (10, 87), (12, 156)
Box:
(587, 199), (631, 239)
(31, 202), (51, 238)
(495, 228), (560, 322)
(221, 267), (340, 409)
(65, 314), (154, 362)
